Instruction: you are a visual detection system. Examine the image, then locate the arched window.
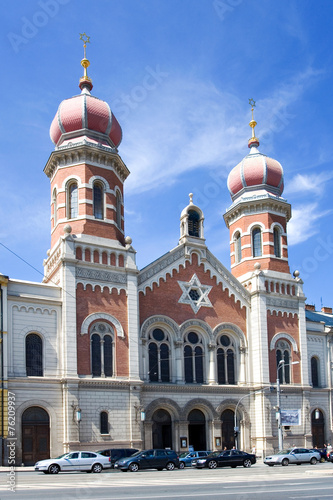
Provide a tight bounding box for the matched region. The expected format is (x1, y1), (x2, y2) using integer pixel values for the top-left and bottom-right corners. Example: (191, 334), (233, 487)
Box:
(311, 356), (320, 388)
(274, 227), (281, 258)
(184, 331), (204, 383)
(188, 210), (200, 237)
(26, 334), (43, 376)
(217, 335), (236, 384)
(252, 227), (262, 257)
(116, 191), (122, 228)
(91, 323), (114, 377)
(52, 188), (57, 227)
(276, 340), (291, 384)
(234, 232), (242, 263)
(68, 181), (78, 219)
(93, 182), (104, 219)
(148, 328), (170, 382)
(100, 411), (109, 434)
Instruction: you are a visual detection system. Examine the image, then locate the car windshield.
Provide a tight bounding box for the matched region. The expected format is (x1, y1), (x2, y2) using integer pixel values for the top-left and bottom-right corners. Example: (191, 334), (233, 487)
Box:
(277, 449), (292, 455)
(129, 451), (142, 457)
(179, 452), (189, 458)
(55, 454), (67, 459)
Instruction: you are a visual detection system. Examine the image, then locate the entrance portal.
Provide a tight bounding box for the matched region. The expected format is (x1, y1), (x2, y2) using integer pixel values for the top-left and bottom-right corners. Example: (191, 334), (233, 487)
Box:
(221, 409), (235, 450)
(22, 407), (50, 465)
(312, 409), (325, 448)
(188, 409), (206, 450)
(152, 409), (172, 449)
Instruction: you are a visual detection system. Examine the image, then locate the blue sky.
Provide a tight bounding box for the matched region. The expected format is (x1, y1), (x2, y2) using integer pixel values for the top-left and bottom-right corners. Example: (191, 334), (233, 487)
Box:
(1, 0), (333, 309)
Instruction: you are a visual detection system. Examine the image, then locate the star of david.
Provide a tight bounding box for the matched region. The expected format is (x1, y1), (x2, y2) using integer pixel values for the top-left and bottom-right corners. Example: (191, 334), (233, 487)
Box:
(178, 274), (213, 314)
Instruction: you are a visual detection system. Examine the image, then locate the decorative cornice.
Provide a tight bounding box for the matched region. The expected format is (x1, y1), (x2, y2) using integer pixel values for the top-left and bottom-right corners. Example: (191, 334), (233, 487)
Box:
(138, 247), (184, 287)
(44, 144), (129, 183)
(224, 195), (291, 227)
(76, 267), (127, 284)
(266, 297), (299, 310)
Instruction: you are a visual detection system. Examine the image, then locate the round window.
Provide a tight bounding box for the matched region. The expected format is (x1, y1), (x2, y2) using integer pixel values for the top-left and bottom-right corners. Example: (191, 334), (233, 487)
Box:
(188, 332), (199, 344)
(220, 335), (230, 347)
(152, 329), (165, 342)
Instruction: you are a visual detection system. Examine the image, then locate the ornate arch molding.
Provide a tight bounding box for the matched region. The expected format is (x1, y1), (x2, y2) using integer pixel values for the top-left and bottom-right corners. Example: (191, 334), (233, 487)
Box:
(144, 398), (181, 421)
(81, 312), (124, 338)
(213, 323), (247, 348)
(180, 398), (217, 421)
(270, 332), (298, 353)
(20, 325), (48, 339)
(180, 319), (213, 342)
(140, 315), (179, 341)
(216, 399), (250, 426)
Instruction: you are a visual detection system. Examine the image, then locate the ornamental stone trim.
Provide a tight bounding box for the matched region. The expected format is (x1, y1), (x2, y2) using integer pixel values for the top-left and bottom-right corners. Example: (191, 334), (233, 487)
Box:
(270, 332), (298, 352)
(266, 297), (299, 309)
(81, 312), (124, 338)
(205, 251), (250, 305)
(76, 267), (127, 283)
(179, 319), (213, 342)
(140, 315), (180, 340)
(138, 247), (184, 286)
(180, 398), (217, 420)
(213, 323), (247, 347)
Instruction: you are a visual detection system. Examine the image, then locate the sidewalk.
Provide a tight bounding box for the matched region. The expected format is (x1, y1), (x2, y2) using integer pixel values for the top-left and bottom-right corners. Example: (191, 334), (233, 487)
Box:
(0, 465), (35, 472)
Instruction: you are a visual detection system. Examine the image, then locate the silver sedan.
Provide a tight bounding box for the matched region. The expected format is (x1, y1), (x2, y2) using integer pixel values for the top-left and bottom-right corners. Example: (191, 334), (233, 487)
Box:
(264, 447), (321, 467)
(35, 451), (111, 474)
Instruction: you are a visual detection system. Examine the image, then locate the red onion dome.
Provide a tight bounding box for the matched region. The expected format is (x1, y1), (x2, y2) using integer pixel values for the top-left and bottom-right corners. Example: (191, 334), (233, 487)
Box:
(227, 147), (284, 200)
(50, 88), (122, 149)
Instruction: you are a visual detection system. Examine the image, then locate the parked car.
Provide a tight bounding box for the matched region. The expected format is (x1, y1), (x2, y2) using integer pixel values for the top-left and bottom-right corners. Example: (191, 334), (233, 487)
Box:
(309, 448), (326, 461)
(179, 451), (211, 468)
(97, 448), (139, 467)
(34, 451), (111, 474)
(195, 449), (256, 469)
(327, 450), (333, 462)
(114, 449), (179, 472)
(264, 448), (321, 466)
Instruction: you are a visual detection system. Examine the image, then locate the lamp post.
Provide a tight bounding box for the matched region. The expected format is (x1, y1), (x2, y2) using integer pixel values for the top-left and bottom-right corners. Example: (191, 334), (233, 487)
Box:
(234, 387), (272, 449)
(276, 360), (299, 451)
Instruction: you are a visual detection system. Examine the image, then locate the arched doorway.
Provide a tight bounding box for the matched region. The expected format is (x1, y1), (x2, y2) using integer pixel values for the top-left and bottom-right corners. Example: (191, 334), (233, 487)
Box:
(221, 409), (235, 450)
(312, 409), (325, 448)
(152, 409), (172, 449)
(22, 407), (50, 465)
(188, 409), (206, 450)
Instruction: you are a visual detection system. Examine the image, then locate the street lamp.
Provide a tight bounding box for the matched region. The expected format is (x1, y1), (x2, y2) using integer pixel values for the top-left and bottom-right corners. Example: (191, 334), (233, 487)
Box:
(234, 386), (272, 449)
(276, 360), (299, 451)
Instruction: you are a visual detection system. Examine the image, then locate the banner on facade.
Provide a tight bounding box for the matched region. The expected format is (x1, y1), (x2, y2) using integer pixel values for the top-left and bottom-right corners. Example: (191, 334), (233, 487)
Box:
(281, 409), (301, 426)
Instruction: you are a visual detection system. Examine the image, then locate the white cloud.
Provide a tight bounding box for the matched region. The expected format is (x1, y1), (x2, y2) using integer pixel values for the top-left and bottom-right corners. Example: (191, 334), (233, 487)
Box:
(117, 67), (321, 195)
(285, 171), (333, 196)
(288, 203), (332, 245)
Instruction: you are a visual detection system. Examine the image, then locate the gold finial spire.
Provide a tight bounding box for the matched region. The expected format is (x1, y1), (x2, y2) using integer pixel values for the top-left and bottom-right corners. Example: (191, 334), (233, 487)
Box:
(189, 193), (194, 204)
(248, 98), (259, 148)
(79, 33), (93, 91)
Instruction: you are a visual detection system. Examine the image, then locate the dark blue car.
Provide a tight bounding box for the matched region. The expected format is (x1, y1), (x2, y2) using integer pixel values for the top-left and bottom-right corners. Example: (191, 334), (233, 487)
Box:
(114, 449), (180, 472)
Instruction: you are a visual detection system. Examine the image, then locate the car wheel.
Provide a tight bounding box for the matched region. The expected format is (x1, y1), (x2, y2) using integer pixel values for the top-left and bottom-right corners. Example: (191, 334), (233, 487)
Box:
(92, 463), (103, 473)
(208, 460), (218, 469)
(310, 457), (317, 465)
(179, 462), (185, 469)
(129, 463), (139, 472)
(281, 458), (289, 466)
(166, 462), (175, 471)
(48, 464), (60, 474)
(243, 459), (252, 468)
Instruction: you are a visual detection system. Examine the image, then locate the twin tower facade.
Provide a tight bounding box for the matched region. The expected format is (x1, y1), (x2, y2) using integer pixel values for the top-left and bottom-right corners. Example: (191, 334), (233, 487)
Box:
(0, 63), (331, 466)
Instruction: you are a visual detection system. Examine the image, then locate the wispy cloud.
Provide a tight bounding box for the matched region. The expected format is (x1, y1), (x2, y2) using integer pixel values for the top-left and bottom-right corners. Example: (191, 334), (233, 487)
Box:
(285, 171), (333, 197)
(288, 203), (332, 245)
(119, 67), (321, 195)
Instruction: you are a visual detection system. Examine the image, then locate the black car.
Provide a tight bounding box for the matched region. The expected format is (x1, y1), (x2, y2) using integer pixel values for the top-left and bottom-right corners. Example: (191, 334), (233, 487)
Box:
(114, 449), (179, 472)
(195, 449), (256, 469)
(97, 448), (139, 467)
